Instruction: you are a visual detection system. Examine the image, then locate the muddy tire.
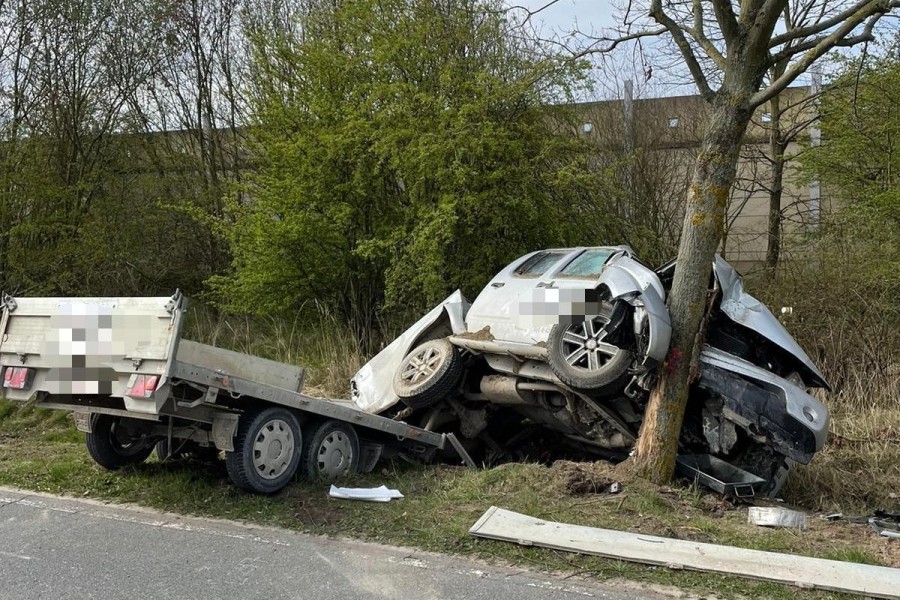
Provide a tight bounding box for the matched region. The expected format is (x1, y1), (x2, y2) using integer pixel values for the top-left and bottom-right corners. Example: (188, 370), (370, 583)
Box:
(547, 309), (633, 391)
(301, 419), (360, 482)
(86, 415), (154, 470)
(225, 407), (301, 494)
(393, 338), (463, 409)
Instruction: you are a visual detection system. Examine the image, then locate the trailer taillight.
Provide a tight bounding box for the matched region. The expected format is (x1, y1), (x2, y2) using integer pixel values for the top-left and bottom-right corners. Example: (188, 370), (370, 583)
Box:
(125, 374), (159, 398)
(3, 367), (34, 390)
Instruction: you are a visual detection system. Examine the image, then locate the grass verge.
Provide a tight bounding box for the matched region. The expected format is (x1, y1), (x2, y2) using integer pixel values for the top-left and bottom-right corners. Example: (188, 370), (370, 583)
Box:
(1, 400), (896, 600)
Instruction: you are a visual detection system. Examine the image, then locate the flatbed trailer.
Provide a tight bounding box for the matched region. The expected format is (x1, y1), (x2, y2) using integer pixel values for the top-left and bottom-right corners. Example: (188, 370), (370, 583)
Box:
(0, 292), (461, 493)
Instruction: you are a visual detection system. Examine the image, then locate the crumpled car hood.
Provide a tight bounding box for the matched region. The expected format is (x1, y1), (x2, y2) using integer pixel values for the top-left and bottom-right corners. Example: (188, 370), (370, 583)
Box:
(713, 257), (829, 389)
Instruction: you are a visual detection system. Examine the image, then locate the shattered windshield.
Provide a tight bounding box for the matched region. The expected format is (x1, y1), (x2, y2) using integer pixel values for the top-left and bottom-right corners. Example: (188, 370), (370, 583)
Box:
(557, 249), (614, 278)
(513, 251), (568, 277)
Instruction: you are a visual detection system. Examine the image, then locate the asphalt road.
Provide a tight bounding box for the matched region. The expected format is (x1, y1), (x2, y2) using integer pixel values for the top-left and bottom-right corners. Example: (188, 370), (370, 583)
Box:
(0, 487), (665, 600)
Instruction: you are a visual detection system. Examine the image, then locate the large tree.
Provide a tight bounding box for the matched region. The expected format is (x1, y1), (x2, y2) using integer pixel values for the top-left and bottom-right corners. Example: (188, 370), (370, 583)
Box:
(571, 0), (900, 482)
(217, 0), (619, 343)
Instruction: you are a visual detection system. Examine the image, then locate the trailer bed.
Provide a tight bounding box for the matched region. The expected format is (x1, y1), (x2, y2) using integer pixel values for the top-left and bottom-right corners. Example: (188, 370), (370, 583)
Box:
(0, 292), (454, 493)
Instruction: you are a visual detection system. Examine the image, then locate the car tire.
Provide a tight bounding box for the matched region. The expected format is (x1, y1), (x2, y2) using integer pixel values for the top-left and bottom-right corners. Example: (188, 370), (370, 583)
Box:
(547, 310), (633, 391)
(86, 415), (154, 470)
(301, 419), (360, 482)
(393, 338), (463, 409)
(225, 407), (301, 494)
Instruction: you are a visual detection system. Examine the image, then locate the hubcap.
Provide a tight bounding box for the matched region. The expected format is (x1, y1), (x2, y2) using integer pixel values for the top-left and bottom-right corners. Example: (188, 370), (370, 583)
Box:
(400, 346), (444, 386)
(561, 316), (621, 372)
(316, 431), (354, 479)
(252, 419), (294, 480)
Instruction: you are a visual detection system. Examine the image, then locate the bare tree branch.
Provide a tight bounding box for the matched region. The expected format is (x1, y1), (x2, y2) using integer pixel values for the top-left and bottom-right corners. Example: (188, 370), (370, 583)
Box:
(769, 0), (883, 46)
(711, 0), (741, 52)
(752, 4), (894, 106)
(576, 27), (669, 56)
(769, 24), (875, 62)
(649, 0), (715, 100)
(686, 0), (728, 69)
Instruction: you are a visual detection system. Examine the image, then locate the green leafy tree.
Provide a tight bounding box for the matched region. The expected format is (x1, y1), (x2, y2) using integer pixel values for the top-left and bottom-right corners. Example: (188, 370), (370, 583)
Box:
(215, 0), (615, 342)
(792, 46), (900, 378)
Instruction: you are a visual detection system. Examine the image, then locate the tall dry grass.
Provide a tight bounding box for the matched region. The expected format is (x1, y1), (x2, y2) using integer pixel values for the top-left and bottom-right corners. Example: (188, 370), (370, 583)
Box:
(748, 266), (900, 511)
(786, 369), (900, 511)
(183, 303), (375, 398)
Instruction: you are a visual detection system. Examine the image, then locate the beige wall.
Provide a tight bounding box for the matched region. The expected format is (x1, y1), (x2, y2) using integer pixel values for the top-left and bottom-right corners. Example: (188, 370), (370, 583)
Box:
(572, 86), (818, 271)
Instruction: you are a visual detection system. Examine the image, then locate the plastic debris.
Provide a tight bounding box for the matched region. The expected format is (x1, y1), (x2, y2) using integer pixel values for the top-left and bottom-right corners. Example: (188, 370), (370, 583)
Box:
(819, 512), (843, 521)
(748, 506), (808, 529)
(328, 484), (404, 502)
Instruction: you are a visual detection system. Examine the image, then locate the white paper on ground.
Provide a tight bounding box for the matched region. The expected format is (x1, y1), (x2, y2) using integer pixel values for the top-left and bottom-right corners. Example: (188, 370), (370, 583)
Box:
(329, 485), (404, 502)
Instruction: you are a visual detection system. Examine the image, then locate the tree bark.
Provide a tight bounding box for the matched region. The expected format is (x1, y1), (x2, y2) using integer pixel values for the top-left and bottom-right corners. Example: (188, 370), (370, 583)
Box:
(632, 92), (753, 483)
(765, 94), (785, 275)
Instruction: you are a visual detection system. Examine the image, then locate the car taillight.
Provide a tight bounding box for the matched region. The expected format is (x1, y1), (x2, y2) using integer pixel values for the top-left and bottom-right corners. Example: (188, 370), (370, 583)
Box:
(125, 374), (159, 398)
(3, 367), (34, 390)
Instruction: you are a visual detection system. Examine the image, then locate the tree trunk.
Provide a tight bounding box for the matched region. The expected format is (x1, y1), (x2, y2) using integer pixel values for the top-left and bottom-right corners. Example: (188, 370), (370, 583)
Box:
(765, 95), (784, 276)
(632, 94), (753, 483)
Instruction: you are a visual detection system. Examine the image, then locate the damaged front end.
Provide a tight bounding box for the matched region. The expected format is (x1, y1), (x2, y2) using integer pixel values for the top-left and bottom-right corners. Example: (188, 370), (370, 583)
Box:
(696, 346), (829, 465)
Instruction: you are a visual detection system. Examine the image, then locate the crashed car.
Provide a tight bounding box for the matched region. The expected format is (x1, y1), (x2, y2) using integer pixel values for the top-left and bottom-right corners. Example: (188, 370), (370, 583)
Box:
(352, 246), (829, 495)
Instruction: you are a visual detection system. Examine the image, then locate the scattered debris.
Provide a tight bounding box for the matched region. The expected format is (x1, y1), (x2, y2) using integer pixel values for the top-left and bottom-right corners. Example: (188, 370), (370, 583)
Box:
(868, 509), (900, 540)
(676, 454), (765, 498)
(819, 512), (843, 521)
(469, 506), (900, 599)
(328, 485), (403, 502)
(748, 506), (808, 530)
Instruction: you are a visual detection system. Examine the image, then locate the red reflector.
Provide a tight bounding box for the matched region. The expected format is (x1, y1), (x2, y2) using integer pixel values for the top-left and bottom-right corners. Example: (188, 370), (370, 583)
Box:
(3, 367), (34, 390)
(125, 374), (159, 398)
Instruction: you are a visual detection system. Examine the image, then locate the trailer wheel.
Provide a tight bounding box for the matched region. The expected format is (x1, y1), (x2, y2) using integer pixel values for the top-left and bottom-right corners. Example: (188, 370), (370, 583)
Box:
(393, 338), (463, 409)
(86, 415), (154, 470)
(301, 420), (360, 482)
(225, 407), (301, 494)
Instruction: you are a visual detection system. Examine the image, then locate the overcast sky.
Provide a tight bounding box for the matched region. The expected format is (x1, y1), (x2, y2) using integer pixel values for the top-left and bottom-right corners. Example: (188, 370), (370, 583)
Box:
(510, 0), (620, 36)
(505, 0), (699, 100)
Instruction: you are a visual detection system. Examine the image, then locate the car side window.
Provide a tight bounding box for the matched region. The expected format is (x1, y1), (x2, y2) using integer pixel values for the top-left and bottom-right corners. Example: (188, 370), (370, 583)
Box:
(513, 251), (568, 277)
(557, 249), (614, 278)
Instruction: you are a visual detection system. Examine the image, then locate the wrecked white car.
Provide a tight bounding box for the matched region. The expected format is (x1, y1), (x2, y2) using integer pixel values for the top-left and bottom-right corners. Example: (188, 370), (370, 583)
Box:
(352, 246), (830, 495)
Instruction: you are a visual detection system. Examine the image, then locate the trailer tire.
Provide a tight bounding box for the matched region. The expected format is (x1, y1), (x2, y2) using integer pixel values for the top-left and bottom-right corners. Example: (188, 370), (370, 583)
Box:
(301, 420), (360, 482)
(86, 415), (154, 470)
(393, 338), (463, 409)
(226, 407), (301, 494)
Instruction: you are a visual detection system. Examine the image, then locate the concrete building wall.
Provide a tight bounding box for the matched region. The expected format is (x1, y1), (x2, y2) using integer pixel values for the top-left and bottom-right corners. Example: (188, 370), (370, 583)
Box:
(573, 86), (819, 271)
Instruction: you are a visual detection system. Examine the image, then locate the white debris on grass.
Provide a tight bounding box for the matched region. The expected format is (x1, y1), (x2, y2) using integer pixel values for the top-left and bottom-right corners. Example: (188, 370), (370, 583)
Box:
(328, 485), (404, 502)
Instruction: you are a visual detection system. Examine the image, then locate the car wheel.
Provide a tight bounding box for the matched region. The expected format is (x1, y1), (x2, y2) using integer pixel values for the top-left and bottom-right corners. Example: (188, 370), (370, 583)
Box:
(393, 338), (463, 409)
(86, 415), (155, 470)
(547, 309), (633, 391)
(225, 407), (302, 494)
(301, 420), (360, 482)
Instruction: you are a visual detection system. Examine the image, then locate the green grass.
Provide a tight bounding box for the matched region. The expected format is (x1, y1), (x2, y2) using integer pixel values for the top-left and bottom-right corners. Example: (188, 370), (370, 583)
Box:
(0, 399), (888, 600)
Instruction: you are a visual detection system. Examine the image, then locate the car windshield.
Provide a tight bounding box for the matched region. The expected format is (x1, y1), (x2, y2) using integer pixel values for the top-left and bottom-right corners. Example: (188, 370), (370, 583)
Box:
(513, 251), (568, 277)
(557, 248), (614, 278)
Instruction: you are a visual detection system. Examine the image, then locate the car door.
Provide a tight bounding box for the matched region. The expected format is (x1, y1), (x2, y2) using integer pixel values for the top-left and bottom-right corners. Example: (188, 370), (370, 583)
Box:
(466, 248), (577, 344)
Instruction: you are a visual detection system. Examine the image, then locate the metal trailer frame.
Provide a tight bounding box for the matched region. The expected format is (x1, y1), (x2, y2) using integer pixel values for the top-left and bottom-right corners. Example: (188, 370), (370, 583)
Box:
(0, 293), (466, 493)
